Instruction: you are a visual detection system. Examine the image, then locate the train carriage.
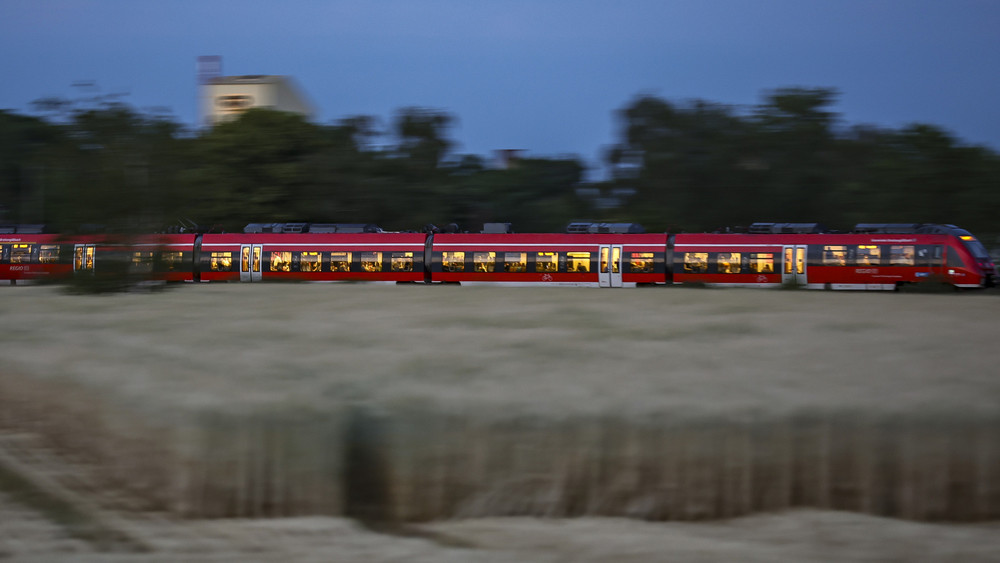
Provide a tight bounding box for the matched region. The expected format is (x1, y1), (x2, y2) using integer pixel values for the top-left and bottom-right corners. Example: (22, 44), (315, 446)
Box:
(198, 233), (428, 283)
(0, 232), (198, 284)
(672, 223), (995, 290)
(0, 233), (75, 283)
(429, 233), (670, 287)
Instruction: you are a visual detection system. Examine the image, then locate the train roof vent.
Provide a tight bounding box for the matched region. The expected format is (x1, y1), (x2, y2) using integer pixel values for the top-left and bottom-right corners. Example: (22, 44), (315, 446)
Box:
(0, 224), (47, 234)
(244, 223), (281, 233)
(566, 222), (645, 234)
(308, 223), (383, 233)
(15, 224), (46, 234)
(853, 223), (922, 234)
(307, 224), (338, 233)
(281, 223), (308, 233)
(749, 222), (826, 234)
(483, 222), (513, 234)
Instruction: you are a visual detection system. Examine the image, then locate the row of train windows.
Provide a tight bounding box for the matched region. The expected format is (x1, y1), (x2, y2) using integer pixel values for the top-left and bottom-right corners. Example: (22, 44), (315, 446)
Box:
(227, 251), (417, 273)
(682, 252), (775, 274)
(819, 245), (946, 267)
(0, 244), (61, 263)
(439, 251), (657, 274)
(681, 245), (944, 274)
(271, 251), (414, 273)
(128, 251), (187, 272)
(0, 245), (187, 270)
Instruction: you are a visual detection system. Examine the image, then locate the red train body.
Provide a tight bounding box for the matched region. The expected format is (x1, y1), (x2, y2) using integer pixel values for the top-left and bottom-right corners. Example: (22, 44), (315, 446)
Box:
(0, 233), (198, 284)
(672, 231), (992, 290)
(1, 223), (995, 290)
(429, 233), (670, 287)
(198, 233), (427, 283)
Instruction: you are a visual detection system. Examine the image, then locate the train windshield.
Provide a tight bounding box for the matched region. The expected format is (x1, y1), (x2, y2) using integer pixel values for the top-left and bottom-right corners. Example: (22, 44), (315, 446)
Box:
(955, 230), (990, 260)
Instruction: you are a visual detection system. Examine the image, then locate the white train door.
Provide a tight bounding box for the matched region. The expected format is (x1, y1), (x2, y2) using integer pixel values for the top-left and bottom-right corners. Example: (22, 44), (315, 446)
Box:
(782, 245), (807, 286)
(240, 244), (262, 282)
(599, 245), (623, 287)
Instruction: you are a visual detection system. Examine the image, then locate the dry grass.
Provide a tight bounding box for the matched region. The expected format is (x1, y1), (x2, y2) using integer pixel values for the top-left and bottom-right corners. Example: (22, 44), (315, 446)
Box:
(1, 284), (999, 521)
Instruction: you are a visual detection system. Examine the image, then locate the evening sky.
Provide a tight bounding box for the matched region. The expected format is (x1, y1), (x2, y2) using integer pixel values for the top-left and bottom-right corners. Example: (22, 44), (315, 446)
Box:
(2, 0), (998, 178)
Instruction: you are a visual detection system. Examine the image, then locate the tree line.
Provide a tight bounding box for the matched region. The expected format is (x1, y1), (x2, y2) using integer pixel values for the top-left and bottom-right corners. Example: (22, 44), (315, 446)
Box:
(1, 87), (998, 237)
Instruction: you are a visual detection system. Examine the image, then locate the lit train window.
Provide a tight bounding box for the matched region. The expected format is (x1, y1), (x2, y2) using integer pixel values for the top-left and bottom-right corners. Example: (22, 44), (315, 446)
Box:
(39, 245), (60, 264)
(683, 252), (708, 273)
(270, 251), (292, 272)
(536, 252), (558, 273)
(132, 251), (154, 273)
(442, 251), (465, 272)
(822, 245), (847, 266)
(716, 252), (741, 274)
(856, 245), (881, 266)
(361, 251), (382, 272)
(391, 252), (413, 272)
(628, 252), (653, 273)
(330, 252), (351, 272)
(568, 251), (592, 273)
(300, 252), (321, 272)
(889, 245), (914, 266)
(504, 252), (526, 272)
(161, 251), (185, 271)
(211, 252), (233, 271)
(748, 253), (774, 273)
(11, 244), (33, 263)
(473, 252), (495, 272)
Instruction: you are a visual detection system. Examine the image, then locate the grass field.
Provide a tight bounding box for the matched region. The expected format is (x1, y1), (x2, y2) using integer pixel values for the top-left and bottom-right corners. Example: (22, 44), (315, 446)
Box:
(1, 284), (999, 556)
(3, 284), (997, 417)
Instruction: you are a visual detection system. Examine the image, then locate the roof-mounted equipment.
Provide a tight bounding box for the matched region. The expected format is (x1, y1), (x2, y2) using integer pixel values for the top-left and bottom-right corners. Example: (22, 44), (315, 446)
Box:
(566, 222), (645, 234)
(748, 222), (826, 234)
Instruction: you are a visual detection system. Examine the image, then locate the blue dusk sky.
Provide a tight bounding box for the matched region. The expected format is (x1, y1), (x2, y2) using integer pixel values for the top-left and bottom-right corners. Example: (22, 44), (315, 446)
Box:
(2, 0), (999, 178)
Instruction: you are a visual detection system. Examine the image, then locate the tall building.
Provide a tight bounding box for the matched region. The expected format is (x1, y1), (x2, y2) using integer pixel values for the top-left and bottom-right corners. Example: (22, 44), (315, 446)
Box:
(199, 72), (316, 127)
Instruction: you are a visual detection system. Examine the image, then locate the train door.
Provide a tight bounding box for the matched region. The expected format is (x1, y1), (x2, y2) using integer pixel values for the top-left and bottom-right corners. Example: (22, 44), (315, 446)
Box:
(240, 244), (262, 282)
(599, 245), (623, 287)
(782, 245), (807, 286)
(73, 244), (95, 273)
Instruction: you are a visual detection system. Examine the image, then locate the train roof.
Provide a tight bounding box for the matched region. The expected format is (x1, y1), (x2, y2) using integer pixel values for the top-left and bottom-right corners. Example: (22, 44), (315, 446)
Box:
(0, 224), (46, 234)
(243, 223), (383, 234)
(566, 222), (646, 234)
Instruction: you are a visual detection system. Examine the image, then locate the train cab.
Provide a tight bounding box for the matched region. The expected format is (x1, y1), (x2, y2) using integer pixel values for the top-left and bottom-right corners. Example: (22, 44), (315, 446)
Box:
(670, 223), (996, 290)
(919, 225), (996, 288)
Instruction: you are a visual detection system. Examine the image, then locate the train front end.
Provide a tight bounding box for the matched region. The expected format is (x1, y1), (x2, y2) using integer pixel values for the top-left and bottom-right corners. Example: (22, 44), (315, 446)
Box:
(952, 229), (997, 288)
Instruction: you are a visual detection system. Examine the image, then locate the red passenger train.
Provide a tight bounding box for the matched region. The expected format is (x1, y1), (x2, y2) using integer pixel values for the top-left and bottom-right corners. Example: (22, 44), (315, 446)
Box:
(1, 222), (995, 290)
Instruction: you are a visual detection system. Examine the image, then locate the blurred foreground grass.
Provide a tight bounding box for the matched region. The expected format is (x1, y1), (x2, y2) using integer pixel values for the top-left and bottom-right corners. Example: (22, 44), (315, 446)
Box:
(0, 284), (998, 522)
